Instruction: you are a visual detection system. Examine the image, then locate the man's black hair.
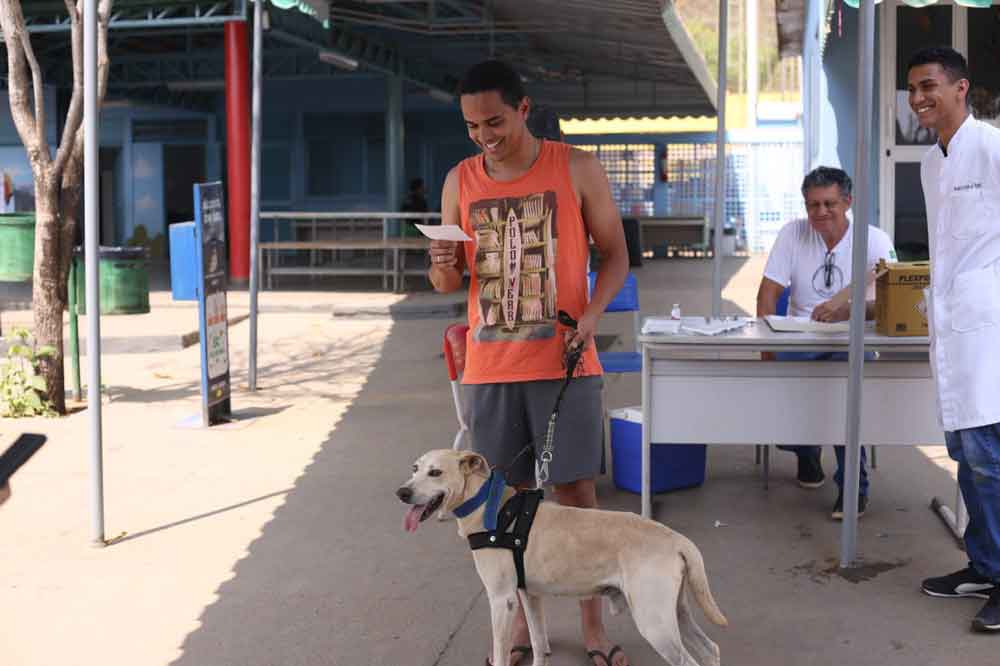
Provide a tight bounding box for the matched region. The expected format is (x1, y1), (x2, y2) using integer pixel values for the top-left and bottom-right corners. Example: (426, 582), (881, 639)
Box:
(801, 166), (852, 199)
(457, 60), (526, 109)
(527, 105), (562, 141)
(408, 178), (424, 192)
(907, 46), (970, 83)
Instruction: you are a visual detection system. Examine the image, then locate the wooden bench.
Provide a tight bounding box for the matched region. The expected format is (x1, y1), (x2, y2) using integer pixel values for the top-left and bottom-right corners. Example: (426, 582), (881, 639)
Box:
(638, 216), (710, 257)
(259, 239), (431, 292)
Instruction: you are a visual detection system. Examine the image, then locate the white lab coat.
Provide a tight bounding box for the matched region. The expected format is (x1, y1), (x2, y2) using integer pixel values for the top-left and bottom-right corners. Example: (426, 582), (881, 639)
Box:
(921, 115), (1000, 432)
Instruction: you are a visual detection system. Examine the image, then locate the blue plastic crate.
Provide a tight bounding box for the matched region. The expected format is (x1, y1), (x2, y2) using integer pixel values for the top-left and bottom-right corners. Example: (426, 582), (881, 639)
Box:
(610, 408), (706, 494)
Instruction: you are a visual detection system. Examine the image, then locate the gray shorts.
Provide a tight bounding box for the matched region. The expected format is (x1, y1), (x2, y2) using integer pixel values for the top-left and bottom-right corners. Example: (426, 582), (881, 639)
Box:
(464, 376), (605, 486)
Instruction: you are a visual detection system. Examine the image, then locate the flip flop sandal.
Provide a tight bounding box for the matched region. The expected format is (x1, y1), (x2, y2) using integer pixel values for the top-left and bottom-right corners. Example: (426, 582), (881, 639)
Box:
(485, 645), (532, 666)
(587, 644), (625, 666)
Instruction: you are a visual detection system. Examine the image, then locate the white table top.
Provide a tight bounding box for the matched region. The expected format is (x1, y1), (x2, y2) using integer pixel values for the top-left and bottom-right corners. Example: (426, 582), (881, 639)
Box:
(639, 317), (930, 350)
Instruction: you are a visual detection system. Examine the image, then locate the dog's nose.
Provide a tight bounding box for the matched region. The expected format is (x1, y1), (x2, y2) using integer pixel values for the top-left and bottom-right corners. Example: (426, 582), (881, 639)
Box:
(396, 486), (412, 502)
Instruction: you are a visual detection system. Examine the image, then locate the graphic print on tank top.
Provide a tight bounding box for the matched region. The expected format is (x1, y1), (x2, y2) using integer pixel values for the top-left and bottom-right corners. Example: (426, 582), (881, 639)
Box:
(470, 191), (558, 342)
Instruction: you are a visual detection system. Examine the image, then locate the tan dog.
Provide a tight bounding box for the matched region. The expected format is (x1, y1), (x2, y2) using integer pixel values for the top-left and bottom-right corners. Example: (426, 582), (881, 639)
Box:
(397, 449), (728, 666)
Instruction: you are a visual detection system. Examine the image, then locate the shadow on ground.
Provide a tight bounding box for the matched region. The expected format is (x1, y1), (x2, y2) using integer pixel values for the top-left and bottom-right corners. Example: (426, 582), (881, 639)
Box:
(167, 270), (990, 666)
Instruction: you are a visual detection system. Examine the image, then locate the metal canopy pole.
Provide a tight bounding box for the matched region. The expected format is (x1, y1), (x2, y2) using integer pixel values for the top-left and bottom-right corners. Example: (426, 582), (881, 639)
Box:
(841, 0), (876, 568)
(711, 0), (728, 318)
(248, 0), (262, 391)
(84, 0), (105, 547)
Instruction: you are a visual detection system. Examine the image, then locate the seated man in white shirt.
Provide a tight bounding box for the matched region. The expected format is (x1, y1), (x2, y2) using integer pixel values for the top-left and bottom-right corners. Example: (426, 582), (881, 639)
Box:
(756, 166), (897, 519)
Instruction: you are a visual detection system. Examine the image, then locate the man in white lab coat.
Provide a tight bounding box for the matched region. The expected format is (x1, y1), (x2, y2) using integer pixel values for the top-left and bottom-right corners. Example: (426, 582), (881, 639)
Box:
(908, 46), (1000, 633)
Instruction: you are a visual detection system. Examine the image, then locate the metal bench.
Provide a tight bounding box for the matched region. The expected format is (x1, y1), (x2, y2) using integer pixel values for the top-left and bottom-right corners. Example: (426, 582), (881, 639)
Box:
(258, 239), (430, 292)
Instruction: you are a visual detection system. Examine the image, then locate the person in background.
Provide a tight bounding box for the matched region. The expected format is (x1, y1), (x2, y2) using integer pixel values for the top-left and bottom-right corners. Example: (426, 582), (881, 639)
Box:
(907, 45), (1000, 634)
(756, 166), (896, 519)
(401, 178), (430, 213)
(527, 104), (565, 142)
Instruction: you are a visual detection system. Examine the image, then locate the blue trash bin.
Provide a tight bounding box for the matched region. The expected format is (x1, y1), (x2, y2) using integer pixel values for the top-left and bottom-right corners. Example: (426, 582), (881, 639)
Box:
(610, 407), (706, 494)
(169, 221), (198, 301)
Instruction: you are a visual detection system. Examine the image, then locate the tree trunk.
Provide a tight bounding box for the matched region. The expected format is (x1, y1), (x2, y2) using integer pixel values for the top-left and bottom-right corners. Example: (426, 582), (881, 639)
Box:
(31, 171), (66, 414)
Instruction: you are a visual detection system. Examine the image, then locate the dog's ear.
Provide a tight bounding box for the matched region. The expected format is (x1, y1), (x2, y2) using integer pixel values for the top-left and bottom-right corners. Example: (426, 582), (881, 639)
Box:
(458, 451), (487, 475)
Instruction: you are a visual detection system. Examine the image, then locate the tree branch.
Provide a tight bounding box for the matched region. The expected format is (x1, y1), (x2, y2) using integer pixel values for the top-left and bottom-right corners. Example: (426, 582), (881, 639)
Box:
(0, 1), (41, 156)
(53, 0), (83, 177)
(17, 17), (50, 166)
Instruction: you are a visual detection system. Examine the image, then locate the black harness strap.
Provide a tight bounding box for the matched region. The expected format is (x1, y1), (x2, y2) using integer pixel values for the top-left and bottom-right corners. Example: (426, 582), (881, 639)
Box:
(467, 489), (544, 589)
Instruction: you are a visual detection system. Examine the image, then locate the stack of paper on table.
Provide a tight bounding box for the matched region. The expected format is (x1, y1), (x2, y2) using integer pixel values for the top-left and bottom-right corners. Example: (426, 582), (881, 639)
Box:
(679, 317), (751, 336)
(643, 317), (752, 336)
(641, 318), (682, 335)
(764, 315), (850, 334)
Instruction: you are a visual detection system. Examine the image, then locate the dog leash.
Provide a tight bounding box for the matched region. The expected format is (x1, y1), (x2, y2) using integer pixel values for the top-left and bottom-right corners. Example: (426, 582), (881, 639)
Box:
(535, 310), (584, 487)
(494, 311), (583, 487)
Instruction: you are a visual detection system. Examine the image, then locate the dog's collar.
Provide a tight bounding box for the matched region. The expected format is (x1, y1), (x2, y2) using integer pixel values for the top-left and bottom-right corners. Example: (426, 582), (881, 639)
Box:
(452, 469), (506, 530)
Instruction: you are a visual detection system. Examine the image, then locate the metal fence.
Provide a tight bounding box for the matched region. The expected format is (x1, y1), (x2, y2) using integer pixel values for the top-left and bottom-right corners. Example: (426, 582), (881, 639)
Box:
(580, 139), (805, 254)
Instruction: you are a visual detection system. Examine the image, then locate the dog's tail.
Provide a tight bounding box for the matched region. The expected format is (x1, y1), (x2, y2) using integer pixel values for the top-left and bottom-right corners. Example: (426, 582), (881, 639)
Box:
(679, 538), (728, 626)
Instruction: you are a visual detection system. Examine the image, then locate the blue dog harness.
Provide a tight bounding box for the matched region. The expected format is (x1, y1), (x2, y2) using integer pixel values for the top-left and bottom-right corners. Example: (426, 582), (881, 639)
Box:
(453, 470), (543, 589)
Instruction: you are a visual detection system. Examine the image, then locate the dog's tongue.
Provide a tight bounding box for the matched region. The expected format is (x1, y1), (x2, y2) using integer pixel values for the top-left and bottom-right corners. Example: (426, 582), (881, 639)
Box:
(403, 505), (425, 532)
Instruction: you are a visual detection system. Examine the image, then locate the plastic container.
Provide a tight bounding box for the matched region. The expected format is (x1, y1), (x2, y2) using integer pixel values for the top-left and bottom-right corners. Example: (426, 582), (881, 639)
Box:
(74, 246), (150, 315)
(169, 222), (198, 301)
(0, 213), (36, 282)
(670, 304), (681, 320)
(610, 407), (706, 494)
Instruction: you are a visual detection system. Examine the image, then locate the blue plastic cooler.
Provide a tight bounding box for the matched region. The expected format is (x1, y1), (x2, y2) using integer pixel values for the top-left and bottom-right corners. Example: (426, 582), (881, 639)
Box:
(610, 407), (706, 494)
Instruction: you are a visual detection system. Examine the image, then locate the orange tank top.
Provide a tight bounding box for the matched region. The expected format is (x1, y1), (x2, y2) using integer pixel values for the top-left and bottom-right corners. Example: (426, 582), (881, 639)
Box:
(458, 140), (602, 384)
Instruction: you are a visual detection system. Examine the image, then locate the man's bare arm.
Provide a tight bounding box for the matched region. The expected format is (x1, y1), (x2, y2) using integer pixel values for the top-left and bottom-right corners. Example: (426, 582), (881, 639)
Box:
(428, 167), (466, 293)
(570, 149), (629, 349)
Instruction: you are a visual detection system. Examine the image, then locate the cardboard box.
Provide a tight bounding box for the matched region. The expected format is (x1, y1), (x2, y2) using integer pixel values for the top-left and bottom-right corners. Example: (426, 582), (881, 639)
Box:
(875, 260), (930, 336)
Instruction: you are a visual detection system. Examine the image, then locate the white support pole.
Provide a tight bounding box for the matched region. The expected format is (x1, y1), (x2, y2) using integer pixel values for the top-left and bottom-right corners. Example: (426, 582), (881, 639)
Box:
(84, 0), (105, 547)
(746, 0), (758, 129)
(248, 0), (262, 391)
(841, 0), (876, 568)
(711, 0), (729, 318)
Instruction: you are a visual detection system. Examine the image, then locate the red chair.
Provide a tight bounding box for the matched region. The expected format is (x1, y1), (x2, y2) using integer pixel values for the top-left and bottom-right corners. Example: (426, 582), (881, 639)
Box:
(443, 323), (470, 451)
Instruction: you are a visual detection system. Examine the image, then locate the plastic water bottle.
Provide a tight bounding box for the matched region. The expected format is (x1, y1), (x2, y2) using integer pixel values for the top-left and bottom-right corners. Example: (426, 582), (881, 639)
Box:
(670, 303), (682, 320)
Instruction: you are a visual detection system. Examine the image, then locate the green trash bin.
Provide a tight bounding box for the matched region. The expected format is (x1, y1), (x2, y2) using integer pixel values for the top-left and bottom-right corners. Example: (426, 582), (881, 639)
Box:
(0, 213), (36, 282)
(73, 246), (151, 315)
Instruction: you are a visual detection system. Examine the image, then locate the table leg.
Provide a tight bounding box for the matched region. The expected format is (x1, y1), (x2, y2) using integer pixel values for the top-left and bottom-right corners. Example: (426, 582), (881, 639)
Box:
(641, 343), (652, 519)
(393, 248), (401, 293)
(762, 445), (770, 490)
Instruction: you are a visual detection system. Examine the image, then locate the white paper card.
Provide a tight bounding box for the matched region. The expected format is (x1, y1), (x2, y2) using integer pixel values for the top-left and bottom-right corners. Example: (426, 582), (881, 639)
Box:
(641, 318), (682, 335)
(414, 224), (472, 241)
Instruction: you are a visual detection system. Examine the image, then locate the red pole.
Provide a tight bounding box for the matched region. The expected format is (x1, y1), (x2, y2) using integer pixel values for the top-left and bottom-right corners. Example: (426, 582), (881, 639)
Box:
(224, 20), (251, 282)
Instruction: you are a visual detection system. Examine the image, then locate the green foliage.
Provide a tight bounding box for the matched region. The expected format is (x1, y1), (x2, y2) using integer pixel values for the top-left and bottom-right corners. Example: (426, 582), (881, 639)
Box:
(0, 328), (55, 418)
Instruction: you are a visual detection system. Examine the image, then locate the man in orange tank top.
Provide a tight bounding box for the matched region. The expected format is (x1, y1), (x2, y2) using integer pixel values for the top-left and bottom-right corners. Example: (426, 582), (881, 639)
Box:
(428, 60), (630, 666)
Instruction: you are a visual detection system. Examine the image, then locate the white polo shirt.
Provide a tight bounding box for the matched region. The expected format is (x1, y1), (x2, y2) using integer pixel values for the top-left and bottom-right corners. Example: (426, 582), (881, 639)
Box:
(921, 115), (1000, 432)
(763, 218), (896, 318)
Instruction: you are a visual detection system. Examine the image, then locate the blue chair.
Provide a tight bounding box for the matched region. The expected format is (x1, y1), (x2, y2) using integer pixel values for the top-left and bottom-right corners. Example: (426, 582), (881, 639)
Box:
(588, 271), (642, 374)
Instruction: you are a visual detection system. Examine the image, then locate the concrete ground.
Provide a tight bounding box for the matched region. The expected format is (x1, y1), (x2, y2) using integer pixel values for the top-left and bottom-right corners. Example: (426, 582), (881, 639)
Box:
(0, 256), (991, 666)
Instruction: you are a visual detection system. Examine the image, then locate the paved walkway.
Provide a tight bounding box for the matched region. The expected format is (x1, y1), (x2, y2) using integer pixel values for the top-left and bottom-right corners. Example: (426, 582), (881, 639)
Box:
(0, 257), (989, 666)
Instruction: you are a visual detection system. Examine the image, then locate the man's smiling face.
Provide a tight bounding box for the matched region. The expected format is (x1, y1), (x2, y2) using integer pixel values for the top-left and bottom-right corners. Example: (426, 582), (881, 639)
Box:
(460, 89), (530, 163)
(907, 63), (968, 131)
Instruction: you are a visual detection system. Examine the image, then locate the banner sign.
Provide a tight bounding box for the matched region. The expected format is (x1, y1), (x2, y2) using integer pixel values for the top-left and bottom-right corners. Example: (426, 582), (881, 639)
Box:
(193, 182), (232, 426)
